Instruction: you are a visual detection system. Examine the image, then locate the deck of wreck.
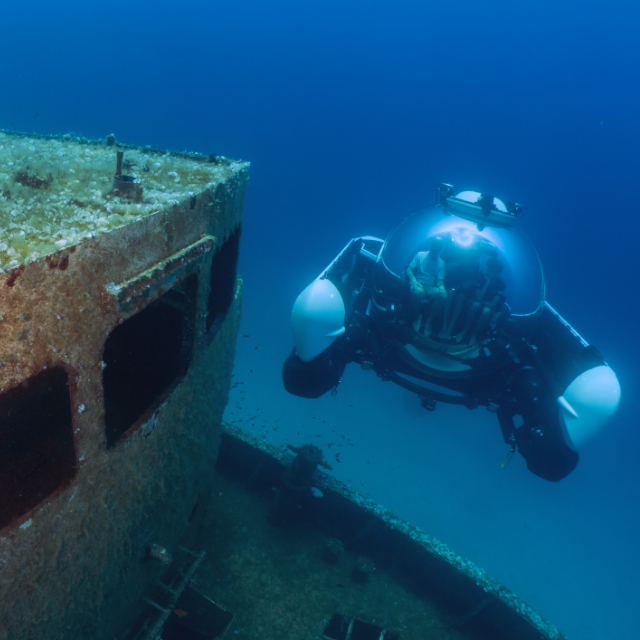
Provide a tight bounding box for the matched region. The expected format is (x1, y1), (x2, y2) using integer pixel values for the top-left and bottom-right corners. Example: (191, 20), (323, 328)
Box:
(127, 424), (566, 640)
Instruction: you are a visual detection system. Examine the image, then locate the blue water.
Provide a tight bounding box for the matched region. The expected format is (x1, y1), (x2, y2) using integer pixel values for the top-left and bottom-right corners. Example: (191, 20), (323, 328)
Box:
(4, 1), (639, 638)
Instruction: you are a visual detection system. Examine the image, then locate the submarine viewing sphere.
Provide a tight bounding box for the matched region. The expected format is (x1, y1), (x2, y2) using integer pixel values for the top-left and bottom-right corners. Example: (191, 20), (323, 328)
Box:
(372, 187), (544, 378)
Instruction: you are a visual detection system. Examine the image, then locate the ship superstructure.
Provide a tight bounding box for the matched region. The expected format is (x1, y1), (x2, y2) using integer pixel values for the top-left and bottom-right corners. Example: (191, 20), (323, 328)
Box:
(0, 131), (248, 640)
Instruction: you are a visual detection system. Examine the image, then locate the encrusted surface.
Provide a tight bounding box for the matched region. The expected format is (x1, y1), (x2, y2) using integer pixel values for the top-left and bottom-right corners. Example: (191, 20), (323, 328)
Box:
(220, 424), (567, 640)
(194, 466), (482, 640)
(0, 130), (242, 271)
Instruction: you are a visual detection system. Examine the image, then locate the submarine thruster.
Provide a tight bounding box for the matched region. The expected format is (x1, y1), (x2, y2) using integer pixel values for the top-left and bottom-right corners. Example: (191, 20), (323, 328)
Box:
(282, 184), (621, 481)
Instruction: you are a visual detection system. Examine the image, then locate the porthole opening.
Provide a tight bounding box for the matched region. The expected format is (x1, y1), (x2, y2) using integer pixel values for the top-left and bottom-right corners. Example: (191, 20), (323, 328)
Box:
(103, 273), (198, 447)
(0, 367), (75, 529)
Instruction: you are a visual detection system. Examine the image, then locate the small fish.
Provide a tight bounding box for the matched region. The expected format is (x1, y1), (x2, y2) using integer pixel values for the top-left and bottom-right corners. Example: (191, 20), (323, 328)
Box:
(172, 609), (188, 617)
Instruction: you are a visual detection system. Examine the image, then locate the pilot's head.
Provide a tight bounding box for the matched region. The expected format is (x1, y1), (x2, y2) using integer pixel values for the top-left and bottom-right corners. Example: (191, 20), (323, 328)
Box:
(486, 256), (503, 275)
(430, 236), (445, 255)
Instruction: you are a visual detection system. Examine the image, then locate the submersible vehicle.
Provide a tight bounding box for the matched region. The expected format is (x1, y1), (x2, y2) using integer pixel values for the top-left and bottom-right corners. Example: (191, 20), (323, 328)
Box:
(284, 184), (621, 482)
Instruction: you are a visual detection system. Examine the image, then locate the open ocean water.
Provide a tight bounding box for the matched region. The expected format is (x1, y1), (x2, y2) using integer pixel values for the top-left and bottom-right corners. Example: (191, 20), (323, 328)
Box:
(2, 1), (639, 639)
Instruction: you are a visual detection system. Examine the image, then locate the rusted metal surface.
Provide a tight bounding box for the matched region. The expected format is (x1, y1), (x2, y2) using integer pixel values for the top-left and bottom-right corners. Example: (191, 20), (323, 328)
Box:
(0, 132), (248, 640)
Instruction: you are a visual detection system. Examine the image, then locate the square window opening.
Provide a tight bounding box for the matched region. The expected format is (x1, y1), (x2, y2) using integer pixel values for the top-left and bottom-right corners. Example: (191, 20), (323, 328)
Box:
(0, 367), (75, 530)
(103, 272), (198, 447)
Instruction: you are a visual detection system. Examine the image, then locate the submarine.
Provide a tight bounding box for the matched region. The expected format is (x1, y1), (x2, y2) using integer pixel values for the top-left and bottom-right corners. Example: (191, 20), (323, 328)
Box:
(283, 184), (621, 482)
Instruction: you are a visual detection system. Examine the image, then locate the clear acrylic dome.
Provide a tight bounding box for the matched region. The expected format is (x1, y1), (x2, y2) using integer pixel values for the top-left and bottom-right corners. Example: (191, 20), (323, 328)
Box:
(374, 204), (545, 377)
(380, 206), (544, 316)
